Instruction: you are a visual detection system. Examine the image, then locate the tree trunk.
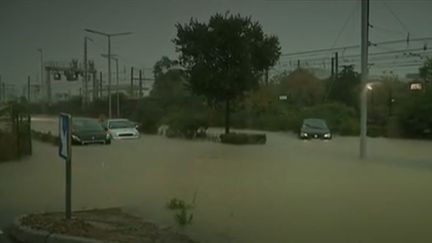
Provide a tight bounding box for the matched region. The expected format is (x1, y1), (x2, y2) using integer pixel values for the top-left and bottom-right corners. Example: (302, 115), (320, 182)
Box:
(224, 99), (230, 134)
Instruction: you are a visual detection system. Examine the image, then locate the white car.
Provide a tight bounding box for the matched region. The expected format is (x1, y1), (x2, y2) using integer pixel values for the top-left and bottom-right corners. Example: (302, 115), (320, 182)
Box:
(103, 119), (140, 140)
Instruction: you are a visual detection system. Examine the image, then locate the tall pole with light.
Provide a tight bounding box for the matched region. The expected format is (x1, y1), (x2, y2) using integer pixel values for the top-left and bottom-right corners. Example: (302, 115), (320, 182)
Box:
(37, 48), (44, 101)
(101, 54), (120, 118)
(83, 37), (93, 107)
(84, 29), (131, 118)
(360, 0), (369, 159)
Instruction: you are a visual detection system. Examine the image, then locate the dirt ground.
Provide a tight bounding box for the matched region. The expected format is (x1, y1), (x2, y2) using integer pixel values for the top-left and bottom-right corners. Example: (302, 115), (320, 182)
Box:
(20, 208), (197, 243)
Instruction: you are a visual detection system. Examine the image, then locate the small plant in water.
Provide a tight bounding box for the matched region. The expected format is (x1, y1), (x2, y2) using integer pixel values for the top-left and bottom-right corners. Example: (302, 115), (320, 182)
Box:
(167, 197), (194, 226)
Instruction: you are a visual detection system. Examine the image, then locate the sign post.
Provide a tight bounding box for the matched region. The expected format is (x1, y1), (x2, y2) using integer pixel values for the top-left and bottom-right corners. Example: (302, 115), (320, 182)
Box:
(59, 113), (72, 220)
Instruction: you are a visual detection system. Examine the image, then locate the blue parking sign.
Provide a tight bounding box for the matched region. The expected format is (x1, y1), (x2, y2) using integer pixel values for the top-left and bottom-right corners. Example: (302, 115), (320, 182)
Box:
(59, 113), (71, 160)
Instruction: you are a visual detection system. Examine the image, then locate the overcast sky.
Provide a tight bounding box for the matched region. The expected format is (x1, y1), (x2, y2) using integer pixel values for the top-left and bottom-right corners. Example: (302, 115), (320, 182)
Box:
(1, 0), (432, 94)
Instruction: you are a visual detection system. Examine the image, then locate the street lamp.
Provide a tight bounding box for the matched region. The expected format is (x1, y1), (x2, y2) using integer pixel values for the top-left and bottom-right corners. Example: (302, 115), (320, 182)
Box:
(84, 29), (132, 118)
(37, 48), (44, 101)
(83, 37), (93, 107)
(360, 80), (381, 158)
(101, 54), (120, 118)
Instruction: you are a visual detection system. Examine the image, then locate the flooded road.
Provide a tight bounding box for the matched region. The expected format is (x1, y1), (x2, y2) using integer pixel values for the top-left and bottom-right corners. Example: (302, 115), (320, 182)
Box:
(1, 119), (432, 242)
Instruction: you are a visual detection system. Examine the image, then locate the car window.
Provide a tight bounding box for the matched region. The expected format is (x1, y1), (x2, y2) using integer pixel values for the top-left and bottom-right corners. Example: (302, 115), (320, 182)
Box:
(304, 119), (327, 129)
(73, 119), (104, 131)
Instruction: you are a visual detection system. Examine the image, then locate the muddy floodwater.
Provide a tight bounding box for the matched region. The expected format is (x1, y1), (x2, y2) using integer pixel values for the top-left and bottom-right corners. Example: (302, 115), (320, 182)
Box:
(1, 120), (432, 242)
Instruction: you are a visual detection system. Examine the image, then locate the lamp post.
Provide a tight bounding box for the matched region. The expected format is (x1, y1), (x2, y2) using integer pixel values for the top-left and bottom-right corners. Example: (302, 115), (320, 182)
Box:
(83, 37), (93, 107)
(360, 0), (369, 159)
(101, 54), (120, 118)
(84, 29), (132, 118)
(37, 48), (44, 101)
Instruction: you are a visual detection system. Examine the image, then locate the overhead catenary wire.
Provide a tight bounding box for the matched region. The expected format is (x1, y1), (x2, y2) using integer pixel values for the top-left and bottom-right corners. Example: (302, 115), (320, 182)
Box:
(329, 1), (359, 49)
(381, 1), (411, 34)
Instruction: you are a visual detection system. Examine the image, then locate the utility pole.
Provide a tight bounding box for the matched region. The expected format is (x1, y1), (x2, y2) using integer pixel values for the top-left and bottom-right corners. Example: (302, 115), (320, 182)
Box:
(108, 36), (112, 118)
(101, 54), (120, 117)
(139, 69), (143, 98)
(360, 0), (369, 159)
(331, 57), (335, 81)
(83, 37), (92, 107)
(46, 68), (51, 103)
(116, 58), (120, 117)
(84, 29), (132, 118)
(130, 67), (134, 97)
(27, 76), (31, 102)
(99, 72), (103, 98)
(92, 72), (96, 101)
(335, 52), (339, 79)
(37, 49), (44, 100)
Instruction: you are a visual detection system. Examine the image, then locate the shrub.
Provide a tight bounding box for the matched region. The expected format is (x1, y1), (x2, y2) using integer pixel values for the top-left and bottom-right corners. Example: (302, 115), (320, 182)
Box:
(131, 98), (165, 134)
(339, 118), (360, 136)
(367, 124), (385, 138)
(164, 111), (208, 139)
(166, 198), (194, 226)
(397, 91), (432, 139)
(220, 132), (266, 145)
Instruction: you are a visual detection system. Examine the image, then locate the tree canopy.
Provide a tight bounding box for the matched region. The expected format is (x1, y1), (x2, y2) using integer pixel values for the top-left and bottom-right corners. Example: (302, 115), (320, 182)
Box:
(173, 13), (281, 133)
(419, 57), (432, 82)
(151, 56), (189, 99)
(275, 68), (325, 106)
(327, 65), (361, 108)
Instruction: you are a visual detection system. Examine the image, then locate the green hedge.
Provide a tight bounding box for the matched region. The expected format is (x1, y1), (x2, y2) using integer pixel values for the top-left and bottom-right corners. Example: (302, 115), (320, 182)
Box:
(164, 111), (208, 139)
(220, 133), (266, 145)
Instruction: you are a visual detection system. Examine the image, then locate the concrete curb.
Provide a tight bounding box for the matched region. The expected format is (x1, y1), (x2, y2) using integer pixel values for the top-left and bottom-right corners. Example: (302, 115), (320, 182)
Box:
(10, 215), (115, 243)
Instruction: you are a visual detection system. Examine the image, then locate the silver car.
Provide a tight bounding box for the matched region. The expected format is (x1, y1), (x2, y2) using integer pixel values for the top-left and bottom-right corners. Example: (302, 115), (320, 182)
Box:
(103, 119), (140, 140)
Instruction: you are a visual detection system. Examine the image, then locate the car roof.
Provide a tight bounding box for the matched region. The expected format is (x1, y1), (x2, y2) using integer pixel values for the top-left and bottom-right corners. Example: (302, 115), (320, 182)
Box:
(107, 119), (130, 122)
(304, 118), (326, 123)
(73, 117), (97, 121)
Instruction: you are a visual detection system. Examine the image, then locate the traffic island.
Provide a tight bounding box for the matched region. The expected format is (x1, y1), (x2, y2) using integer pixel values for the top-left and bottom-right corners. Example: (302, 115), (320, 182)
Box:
(9, 208), (198, 243)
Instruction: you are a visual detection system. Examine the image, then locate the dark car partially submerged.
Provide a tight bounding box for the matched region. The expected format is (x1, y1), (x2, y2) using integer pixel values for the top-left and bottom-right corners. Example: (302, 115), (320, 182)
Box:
(299, 118), (332, 139)
(71, 117), (111, 145)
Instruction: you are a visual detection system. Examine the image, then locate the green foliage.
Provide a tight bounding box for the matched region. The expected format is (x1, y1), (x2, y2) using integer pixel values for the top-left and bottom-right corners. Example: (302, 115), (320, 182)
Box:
(220, 133), (266, 145)
(131, 98), (165, 134)
(151, 56), (189, 98)
(419, 57), (432, 82)
(174, 12), (281, 133)
(153, 56), (180, 79)
(339, 118), (360, 136)
(397, 90), (432, 138)
(327, 65), (361, 108)
(276, 69), (325, 106)
(164, 111), (208, 139)
(166, 198), (194, 226)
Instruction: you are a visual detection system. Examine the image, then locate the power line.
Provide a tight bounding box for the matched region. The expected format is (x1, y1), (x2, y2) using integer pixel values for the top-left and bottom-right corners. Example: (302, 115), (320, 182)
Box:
(280, 37), (432, 59)
(330, 1), (359, 49)
(382, 1), (410, 34)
